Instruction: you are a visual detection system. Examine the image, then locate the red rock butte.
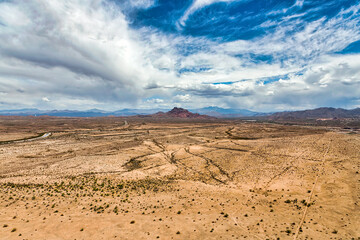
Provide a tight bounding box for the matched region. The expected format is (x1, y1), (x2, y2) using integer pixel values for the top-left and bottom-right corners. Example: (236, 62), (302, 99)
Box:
(153, 107), (215, 119)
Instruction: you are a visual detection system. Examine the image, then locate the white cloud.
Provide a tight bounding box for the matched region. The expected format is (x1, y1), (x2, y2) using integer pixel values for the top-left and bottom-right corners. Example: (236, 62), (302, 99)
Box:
(146, 98), (164, 104)
(129, 0), (156, 9)
(0, 0), (359, 111)
(294, 0), (304, 8)
(173, 94), (191, 102)
(0, 0), (152, 109)
(177, 0), (238, 28)
(216, 6), (360, 69)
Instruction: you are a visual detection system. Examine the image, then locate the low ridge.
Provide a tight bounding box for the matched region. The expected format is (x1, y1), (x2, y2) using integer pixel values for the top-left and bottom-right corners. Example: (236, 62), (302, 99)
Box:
(269, 107), (360, 120)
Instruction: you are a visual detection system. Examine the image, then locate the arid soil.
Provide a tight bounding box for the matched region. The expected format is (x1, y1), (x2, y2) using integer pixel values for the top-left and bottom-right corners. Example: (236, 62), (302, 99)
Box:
(0, 117), (359, 240)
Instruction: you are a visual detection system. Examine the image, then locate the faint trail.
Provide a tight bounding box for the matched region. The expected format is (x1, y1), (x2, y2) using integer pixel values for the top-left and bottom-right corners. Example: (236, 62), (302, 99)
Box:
(261, 135), (324, 191)
(262, 166), (293, 190)
(293, 141), (331, 240)
(231, 216), (263, 240)
(260, 148), (306, 191)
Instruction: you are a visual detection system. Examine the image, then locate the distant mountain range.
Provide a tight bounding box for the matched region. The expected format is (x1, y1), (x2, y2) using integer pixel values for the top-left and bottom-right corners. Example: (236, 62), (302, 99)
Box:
(1, 107), (359, 119)
(0, 107), (268, 118)
(191, 106), (266, 118)
(269, 107), (360, 120)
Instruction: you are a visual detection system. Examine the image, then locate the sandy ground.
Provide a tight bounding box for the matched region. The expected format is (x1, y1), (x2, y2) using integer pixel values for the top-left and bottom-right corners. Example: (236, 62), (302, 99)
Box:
(0, 117), (359, 239)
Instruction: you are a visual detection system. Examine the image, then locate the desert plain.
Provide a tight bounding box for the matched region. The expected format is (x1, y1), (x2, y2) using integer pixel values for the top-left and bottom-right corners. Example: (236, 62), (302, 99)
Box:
(0, 116), (359, 240)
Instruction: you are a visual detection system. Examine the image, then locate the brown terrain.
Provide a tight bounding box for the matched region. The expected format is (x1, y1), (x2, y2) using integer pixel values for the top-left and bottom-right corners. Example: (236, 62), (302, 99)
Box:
(0, 115), (359, 240)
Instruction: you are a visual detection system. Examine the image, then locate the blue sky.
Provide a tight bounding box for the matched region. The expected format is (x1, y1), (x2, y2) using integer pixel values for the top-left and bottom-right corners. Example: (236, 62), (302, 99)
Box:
(0, 0), (359, 111)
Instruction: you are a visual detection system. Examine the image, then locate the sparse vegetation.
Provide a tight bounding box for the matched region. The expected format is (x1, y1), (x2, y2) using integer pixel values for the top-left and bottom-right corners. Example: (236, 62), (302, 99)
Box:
(0, 118), (357, 239)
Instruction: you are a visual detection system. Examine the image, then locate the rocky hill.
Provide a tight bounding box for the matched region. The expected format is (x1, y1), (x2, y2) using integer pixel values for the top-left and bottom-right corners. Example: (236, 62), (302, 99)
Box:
(152, 107), (215, 119)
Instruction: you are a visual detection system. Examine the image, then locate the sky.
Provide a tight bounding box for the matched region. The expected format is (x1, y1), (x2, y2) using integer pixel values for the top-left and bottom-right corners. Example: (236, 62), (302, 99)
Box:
(0, 0), (359, 111)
